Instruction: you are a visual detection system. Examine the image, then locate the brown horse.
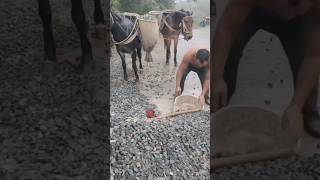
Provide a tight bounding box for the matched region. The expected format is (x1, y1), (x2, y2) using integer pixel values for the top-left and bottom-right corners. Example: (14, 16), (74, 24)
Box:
(159, 9), (193, 66)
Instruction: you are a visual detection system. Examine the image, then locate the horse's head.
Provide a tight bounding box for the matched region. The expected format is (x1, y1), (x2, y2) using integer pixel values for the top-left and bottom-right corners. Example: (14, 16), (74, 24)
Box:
(177, 9), (193, 40)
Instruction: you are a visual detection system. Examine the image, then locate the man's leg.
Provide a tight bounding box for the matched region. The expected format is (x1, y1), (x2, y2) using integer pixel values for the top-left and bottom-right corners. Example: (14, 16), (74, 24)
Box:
(195, 68), (210, 105)
(275, 17), (320, 137)
(223, 16), (259, 102)
(179, 67), (191, 95)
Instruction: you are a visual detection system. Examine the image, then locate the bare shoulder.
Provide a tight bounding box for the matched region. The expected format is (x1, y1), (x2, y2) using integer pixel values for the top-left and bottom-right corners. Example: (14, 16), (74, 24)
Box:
(181, 50), (193, 64)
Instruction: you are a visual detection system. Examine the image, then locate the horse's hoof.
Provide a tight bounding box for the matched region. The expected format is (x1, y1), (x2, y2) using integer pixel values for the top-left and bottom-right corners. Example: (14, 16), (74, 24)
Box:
(174, 62), (178, 67)
(166, 62), (169, 65)
(42, 60), (57, 77)
(135, 78), (140, 83)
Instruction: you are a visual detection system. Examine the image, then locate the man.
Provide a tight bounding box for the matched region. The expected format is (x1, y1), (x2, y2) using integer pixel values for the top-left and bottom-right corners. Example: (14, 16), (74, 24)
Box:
(211, 0), (320, 142)
(176, 48), (210, 106)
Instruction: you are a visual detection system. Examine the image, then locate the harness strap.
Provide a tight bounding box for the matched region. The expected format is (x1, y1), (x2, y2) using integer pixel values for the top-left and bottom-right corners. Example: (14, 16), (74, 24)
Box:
(182, 16), (192, 34)
(162, 14), (179, 33)
(111, 15), (140, 46)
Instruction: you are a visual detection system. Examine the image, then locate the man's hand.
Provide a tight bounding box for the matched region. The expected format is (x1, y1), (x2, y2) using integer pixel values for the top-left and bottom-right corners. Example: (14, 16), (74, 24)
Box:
(199, 94), (205, 109)
(175, 86), (182, 97)
(212, 78), (228, 112)
(282, 104), (304, 143)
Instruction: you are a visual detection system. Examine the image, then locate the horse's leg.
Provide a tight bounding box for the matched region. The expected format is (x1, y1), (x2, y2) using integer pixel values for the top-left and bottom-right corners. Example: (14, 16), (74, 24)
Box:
(174, 38), (178, 67)
(117, 48), (128, 81)
(164, 39), (171, 65)
(93, 0), (104, 25)
(93, 0), (106, 39)
(131, 51), (139, 81)
(71, 0), (95, 71)
(38, 0), (56, 62)
(137, 47), (142, 69)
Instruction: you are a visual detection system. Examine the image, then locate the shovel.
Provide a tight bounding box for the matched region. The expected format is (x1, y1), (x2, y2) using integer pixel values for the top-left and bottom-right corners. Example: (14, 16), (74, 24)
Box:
(149, 95), (205, 120)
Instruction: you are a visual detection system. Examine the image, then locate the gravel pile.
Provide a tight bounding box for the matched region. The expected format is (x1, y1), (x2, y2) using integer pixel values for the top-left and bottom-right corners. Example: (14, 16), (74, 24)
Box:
(110, 112), (209, 179)
(0, 0), (109, 179)
(110, 49), (210, 179)
(211, 155), (320, 180)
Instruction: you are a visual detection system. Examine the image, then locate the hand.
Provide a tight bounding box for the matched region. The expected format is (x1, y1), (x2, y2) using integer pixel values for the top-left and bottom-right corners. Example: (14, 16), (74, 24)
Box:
(212, 78), (228, 112)
(175, 86), (182, 97)
(198, 95), (205, 109)
(282, 104), (304, 144)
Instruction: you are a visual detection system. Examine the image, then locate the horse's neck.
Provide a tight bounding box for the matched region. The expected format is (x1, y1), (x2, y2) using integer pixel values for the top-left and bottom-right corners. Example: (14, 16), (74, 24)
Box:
(167, 14), (183, 29)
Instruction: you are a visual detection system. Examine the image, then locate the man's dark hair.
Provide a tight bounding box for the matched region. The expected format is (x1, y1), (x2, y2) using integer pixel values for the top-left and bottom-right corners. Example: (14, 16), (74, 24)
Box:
(196, 49), (209, 63)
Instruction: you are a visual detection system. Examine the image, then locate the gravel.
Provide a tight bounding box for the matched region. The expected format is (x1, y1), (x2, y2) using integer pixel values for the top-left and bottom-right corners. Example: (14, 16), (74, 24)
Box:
(110, 48), (210, 179)
(110, 111), (210, 179)
(0, 0), (109, 179)
(211, 155), (320, 180)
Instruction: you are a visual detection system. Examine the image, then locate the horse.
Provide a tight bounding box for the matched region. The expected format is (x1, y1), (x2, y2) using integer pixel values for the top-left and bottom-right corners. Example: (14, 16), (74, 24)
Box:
(159, 9), (193, 66)
(110, 10), (142, 82)
(38, 0), (105, 74)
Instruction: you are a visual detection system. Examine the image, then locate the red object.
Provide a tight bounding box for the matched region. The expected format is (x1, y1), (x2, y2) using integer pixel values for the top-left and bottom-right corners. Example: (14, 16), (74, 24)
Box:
(146, 109), (155, 118)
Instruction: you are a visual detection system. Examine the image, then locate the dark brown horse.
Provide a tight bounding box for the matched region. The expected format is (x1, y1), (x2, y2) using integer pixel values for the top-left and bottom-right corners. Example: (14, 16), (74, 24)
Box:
(110, 10), (142, 82)
(159, 9), (193, 66)
(38, 0), (105, 74)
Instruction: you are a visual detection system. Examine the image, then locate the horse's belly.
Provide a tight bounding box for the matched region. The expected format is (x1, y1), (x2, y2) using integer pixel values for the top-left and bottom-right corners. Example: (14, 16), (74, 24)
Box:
(117, 45), (134, 54)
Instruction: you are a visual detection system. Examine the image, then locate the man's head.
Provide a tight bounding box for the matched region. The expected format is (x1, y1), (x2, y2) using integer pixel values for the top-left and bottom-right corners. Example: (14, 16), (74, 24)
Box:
(196, 49), (210, 64)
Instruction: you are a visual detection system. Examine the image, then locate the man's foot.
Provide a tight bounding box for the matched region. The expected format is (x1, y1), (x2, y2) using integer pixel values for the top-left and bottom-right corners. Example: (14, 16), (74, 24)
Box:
(304, 108), (320, 138)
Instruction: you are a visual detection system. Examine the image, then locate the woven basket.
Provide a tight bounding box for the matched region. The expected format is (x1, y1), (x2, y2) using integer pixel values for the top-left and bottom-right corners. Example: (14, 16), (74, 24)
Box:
(174, 95), (202, 112)
(212, 106), (294, 158)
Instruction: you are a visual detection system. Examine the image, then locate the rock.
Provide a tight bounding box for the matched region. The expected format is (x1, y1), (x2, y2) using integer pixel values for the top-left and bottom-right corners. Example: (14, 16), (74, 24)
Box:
(264, 100), (271, 105)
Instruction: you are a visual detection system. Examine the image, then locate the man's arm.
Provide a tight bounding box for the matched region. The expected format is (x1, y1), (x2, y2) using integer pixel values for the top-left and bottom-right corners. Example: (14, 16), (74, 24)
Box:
(290, 23), (320, 108)
(176, 57), (188, 88)
(201, 69), (210, 97)
(212, 0), (254, 80)
(283, 4), (320, 142)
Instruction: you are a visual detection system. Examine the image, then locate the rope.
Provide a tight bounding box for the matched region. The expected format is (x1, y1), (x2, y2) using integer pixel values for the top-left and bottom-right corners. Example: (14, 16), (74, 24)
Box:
(110, 14), (140, 46)
(160, 13), (193, 41)
(162, 37), (185, 41)
(147, 108), (203, 121)
(182, 16), (193, 35)
(162, 14), (179, 33)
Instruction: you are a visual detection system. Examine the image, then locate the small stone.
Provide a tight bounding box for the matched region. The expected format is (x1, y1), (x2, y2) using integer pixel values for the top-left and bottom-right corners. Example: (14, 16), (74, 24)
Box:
(264, 100), (271, 105)
(280, 79), (284, 84)
(267, 83), (273, 89)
